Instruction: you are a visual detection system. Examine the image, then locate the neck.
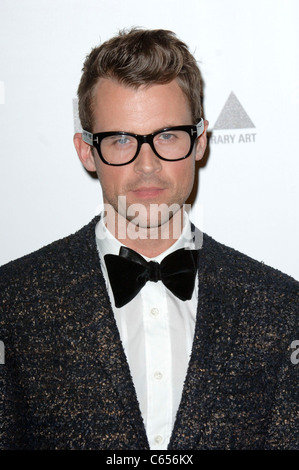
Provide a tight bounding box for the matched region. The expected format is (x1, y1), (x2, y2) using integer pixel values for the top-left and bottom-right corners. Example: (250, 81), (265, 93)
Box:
(104, 207), (185, 258)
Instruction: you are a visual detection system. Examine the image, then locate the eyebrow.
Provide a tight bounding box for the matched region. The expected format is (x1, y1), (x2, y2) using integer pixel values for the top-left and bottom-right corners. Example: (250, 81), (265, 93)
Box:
(94, 123), (193, 135)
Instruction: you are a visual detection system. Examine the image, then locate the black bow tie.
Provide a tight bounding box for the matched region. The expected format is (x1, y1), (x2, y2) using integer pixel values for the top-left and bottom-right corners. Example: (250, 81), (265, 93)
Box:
(104, 246), (198, 308)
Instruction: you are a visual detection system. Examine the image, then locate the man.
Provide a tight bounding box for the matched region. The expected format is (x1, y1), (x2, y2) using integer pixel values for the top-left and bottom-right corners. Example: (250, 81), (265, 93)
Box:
(0, 29), (298, 450)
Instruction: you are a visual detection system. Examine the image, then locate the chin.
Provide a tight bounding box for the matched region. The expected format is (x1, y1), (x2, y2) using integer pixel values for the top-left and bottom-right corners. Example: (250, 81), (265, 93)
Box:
(127, 202), (183, 230)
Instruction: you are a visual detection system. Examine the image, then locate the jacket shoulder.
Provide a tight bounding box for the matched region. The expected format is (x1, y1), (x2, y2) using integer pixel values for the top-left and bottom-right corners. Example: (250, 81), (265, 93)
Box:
(0, 217), (100, 302)
(200, 232), (298, 335)
(201, 232), (299, 292)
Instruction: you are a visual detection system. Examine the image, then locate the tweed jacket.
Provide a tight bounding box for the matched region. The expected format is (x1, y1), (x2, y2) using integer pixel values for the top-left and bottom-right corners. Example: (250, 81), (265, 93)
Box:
(0, 217), (298, 450)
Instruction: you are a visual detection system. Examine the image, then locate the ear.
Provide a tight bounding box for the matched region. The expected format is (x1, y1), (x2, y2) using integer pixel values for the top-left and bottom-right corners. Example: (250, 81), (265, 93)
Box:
(73, 132), (97, 172)
(195, 119), (209, 162)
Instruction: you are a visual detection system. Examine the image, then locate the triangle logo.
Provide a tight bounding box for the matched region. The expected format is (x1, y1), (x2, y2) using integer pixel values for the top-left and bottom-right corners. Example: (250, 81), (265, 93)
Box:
(213, 92), (255, 130)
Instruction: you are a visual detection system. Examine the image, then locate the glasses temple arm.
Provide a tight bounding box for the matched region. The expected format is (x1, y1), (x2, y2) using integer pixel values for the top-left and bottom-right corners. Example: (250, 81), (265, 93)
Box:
(196, 118), (204, 137)
(82, 130), (94, 145)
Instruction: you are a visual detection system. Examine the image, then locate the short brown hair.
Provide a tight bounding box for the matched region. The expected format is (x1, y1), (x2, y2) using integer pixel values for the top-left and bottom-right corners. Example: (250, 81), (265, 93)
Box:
(77, 28), (203, 132)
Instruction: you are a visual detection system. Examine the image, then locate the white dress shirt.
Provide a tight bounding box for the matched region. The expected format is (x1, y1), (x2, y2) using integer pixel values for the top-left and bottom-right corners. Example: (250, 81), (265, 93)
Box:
(95, 213), (198, 450)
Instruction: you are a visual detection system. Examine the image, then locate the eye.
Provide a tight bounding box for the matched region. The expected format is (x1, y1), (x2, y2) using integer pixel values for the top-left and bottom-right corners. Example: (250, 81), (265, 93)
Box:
(105, 135), (134, 146)
(114, 136), (131, 145)
(158, 132), (177, 142)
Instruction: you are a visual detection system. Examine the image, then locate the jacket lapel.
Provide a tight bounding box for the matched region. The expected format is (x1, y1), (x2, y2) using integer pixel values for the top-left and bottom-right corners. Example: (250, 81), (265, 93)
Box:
(74, 218), (149, 448)
(94, 283), (149, 447)
(169, 234), (237, 449)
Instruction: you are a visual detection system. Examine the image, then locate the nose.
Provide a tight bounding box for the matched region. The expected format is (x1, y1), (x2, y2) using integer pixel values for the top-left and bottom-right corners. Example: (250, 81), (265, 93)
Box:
(133, 142), (162, 176)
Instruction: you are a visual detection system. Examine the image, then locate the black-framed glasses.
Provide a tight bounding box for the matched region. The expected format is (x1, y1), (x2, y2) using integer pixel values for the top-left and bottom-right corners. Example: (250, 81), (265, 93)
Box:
(82, 118), (204, 166)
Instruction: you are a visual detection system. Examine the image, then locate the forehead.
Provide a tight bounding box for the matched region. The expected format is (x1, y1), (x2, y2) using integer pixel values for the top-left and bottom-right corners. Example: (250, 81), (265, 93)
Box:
(91, 78), (192, 132)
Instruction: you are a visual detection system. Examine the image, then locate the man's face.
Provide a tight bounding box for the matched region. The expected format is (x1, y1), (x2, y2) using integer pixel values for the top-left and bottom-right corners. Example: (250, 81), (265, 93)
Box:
(77, 78), (207, 230)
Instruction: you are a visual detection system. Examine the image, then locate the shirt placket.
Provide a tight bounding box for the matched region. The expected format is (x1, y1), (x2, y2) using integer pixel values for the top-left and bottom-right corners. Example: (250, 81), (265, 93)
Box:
(142, 280), (172, 450)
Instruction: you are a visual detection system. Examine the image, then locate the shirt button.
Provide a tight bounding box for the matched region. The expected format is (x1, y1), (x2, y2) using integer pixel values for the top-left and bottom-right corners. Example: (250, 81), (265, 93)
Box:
(154, 371), (163, 380)
(150, 307), (159, 317)
(154, 435), (164, 444)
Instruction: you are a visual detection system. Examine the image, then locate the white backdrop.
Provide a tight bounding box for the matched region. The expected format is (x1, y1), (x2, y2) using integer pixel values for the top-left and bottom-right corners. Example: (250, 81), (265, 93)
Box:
(0, 0), (298, 280)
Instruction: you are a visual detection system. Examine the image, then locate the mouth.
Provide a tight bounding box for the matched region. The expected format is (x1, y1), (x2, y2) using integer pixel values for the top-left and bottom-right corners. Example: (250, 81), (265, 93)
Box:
(131, 187), (166, 199)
